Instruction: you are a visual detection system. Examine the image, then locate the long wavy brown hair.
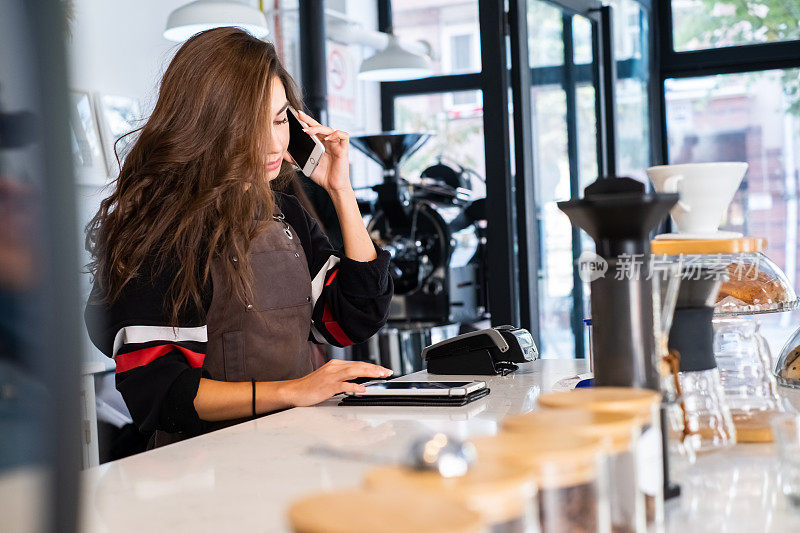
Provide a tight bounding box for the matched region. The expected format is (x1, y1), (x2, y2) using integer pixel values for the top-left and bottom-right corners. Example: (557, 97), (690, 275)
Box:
(86, 27), (303, 325)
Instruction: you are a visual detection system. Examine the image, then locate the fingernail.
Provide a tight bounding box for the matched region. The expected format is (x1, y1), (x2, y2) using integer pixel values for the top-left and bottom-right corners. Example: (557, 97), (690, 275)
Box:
(383, 370), (393, 376)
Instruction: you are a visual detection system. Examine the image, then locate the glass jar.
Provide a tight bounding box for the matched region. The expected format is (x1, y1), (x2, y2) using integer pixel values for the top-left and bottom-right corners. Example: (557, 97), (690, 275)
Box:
(537, 388), (664, 531)
(714, 316), (782, 442)
(364, 461), (538, 533)
(470, 432), (608, 533)
(287, 488), (487, 533)
(503, 408), (644, 533)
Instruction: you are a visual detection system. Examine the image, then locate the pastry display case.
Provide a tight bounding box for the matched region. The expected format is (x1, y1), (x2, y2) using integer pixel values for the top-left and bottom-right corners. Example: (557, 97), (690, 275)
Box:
(652, 237), (792, 443)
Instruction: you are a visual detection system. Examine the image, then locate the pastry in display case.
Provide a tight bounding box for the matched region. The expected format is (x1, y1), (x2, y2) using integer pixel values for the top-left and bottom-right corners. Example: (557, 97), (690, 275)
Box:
(649, 237), (798, 316)
(774, 327), (800, 389)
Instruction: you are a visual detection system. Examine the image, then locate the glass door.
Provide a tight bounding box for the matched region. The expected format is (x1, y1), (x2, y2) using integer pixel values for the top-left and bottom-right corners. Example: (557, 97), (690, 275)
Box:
(529, 0), (615, 358)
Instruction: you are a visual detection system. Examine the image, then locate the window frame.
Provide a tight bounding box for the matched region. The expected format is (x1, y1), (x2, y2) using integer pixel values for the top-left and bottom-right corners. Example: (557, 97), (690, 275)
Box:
(653, 1), (800, 164)
(380, 0), (535, 337)
(380, 0), (644, 357)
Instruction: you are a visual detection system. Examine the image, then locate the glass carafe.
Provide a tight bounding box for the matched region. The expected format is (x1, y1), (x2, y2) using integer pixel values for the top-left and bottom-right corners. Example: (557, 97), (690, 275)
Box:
(714, 317), (782, 442)
(669, 268), (736, 454)
(652, 264), (697, 471)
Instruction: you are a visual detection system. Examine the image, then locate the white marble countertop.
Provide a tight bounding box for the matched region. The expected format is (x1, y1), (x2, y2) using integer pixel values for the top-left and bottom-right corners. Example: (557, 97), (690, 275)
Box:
(79, 359), (800, 532)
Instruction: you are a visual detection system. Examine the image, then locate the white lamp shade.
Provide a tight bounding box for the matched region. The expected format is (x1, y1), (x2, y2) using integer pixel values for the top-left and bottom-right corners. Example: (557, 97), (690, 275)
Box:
(358, 35), (433, 82)
(164, 1), (269, 42)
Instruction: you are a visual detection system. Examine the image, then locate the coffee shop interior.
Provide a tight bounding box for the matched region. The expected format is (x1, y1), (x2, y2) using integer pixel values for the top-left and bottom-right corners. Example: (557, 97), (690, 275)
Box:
(4, 0), (800, 531)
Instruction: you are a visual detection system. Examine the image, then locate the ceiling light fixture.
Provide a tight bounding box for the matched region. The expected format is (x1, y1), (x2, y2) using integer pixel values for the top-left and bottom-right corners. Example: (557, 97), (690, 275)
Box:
(358, 35), (433, 82)
(164, 0), (269, 42)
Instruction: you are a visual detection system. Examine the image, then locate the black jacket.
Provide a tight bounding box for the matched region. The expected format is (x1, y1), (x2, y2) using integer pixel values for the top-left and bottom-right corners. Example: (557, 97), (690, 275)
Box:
(85, 192), (392, 435)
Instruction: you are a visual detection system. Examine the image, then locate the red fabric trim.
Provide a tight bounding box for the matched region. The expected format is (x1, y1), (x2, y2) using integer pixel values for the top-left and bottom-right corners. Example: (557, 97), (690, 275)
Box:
(325, 267), (339, 286)
(115, 344), (205, 373)
(322, 304), (353, 347)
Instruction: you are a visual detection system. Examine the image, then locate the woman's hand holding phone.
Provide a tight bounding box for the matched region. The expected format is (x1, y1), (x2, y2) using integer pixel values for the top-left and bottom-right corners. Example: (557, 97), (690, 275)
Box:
(290, 110), (378, 263)
(293, 110), (352, 194)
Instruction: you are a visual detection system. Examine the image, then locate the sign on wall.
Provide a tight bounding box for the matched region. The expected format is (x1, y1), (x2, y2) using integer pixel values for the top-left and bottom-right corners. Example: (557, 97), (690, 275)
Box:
(326, 41), (356, 126)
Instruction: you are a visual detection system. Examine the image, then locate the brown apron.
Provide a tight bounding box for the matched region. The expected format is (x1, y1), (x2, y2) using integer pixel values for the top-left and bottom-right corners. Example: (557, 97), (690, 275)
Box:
(151, 213), (314, 448)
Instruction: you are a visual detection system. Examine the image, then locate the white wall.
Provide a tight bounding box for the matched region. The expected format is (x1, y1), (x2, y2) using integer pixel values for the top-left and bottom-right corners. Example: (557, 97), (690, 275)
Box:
(67, 0), (384, 365)
(68, 0), (196, 111)
(68, 0), (195, 366)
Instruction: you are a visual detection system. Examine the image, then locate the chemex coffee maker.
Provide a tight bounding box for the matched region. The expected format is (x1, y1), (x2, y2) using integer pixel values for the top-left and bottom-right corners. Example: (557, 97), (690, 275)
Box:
(348, 133), (488, 375)
(647, 162), (798, 444)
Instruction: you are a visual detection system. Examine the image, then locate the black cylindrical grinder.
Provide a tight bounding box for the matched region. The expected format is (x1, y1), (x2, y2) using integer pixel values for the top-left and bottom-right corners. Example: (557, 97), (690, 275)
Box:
(558, 177), (678, 390)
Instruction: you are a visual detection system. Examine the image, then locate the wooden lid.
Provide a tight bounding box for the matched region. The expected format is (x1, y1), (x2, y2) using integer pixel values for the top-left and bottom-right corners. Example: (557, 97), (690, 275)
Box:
(470, 432), (602, 488)
(287, 488), (485, 533)
(651, 237), (766, 255)
(503, 408), (639, 452)
(538, 387), (660, 419)
(364, 462), (534, 524)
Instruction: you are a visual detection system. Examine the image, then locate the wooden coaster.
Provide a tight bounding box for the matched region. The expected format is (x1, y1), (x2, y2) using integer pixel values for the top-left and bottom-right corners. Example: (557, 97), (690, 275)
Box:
(731, 411), (775, 443)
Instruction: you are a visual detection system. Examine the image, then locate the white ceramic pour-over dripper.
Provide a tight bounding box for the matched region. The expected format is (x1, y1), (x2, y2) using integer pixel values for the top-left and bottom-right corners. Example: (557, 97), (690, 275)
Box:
(647, 162), (748, 239)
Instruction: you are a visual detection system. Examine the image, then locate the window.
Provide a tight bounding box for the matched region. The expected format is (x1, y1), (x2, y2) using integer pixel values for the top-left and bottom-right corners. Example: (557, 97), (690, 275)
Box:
(394, 91), (485, 188)
(573, 16), (593, 65)
(616, 0), (651, 182)
(384, 0), (647, 357)
(527, 1), (611, 358)
(665, 69), (800, 290)
(391, 0), (481, 76)
(528, 0), (564, 68)
(671, 0), (800, 51)
(445, 33), (480, 106)
(615, 0), (644, 60)
(532, 87), (573, 357)
(450, 33), (475, 72)
(661, 1), (800, 350)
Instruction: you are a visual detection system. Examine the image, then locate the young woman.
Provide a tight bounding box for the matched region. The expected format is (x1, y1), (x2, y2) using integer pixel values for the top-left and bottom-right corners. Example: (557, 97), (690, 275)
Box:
(85, 28), (393, 447)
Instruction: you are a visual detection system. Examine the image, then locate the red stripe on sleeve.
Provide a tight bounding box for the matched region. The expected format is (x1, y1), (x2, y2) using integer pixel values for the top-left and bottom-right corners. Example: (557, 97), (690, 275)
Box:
(325, 268), (339, 286)
(321, 304), (354, 346)
(115, 344), (205, 373)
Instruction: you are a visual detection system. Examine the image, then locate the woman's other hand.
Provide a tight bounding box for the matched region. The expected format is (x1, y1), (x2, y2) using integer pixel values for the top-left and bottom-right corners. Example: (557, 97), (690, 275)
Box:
(296, 110), (352, 193)
(279, 359), (393, 407)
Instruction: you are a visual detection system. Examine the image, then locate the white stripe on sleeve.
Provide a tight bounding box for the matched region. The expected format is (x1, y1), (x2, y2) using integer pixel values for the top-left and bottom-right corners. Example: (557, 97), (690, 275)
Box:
(112, 325), (208, 357)
(310, 255), (340, 308)
(310, 324), (329, 345)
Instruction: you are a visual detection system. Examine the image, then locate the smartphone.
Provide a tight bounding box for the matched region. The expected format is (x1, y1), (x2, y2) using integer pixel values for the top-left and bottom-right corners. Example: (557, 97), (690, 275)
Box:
(287, 106), (325, 177)
(344, 381), (486, 397)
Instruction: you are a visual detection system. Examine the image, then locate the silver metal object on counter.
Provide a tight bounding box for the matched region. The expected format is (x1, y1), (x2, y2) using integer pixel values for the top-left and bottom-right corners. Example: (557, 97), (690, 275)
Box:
(308, 432), (475, 478)
(407, 433), (476, 477)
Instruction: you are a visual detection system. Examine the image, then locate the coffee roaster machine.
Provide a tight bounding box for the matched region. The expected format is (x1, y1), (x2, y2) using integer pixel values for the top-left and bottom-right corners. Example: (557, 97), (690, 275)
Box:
(347, 133), (489, 374)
